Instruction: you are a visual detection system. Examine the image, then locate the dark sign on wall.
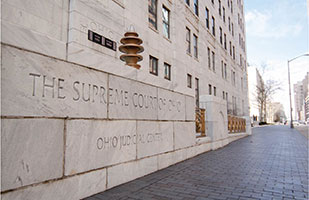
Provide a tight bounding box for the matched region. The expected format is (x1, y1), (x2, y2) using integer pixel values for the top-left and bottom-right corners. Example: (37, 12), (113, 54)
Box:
(88, 30), (117, 51)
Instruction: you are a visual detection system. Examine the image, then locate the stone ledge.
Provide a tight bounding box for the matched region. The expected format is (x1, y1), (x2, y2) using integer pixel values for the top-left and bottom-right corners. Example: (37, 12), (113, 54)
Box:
(196, 136), (211, 145)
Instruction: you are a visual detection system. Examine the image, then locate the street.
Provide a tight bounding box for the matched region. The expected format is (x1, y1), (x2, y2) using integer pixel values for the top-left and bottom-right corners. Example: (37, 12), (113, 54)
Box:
(85, 126), (308, 200)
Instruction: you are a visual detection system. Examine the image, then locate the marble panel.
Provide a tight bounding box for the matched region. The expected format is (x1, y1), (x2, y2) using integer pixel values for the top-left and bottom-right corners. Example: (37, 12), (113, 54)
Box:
(1, 46), (108, 118)
(185, 96), (195, 121)
(1, 119), (64, 191)
(1, 169), (106, 200)
(174, 122), (195, 150)
(157, 88), (186, 121)
(2, 0), (68, 59)
(108, 75), (158, 120)
(65, 120), (136, 175)
(136, 121), (173, 159)
(107, 156), (158, 189)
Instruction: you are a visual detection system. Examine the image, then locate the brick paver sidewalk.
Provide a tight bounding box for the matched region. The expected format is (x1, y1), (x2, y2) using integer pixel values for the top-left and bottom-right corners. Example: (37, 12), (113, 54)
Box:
(85, 125), (308, 200)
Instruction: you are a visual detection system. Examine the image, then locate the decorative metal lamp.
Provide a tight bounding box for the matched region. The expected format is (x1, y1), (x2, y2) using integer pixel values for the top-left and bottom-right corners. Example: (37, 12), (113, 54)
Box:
(119, 26), (144, 69)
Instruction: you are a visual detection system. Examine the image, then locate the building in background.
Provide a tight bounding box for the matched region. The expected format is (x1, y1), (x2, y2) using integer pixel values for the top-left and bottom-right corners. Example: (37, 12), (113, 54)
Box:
(294, 72), (309, 121)
(248, 66), (264, 125)
(266, 102), (286, 123)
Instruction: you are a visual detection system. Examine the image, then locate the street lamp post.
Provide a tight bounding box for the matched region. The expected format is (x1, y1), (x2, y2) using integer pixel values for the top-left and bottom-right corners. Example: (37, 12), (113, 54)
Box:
(287, 53), (309, 128)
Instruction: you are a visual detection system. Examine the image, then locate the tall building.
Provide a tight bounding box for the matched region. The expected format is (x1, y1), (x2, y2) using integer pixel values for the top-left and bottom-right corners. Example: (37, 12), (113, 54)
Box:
(266, 102), (286, 123)
(294, 72), (309, 121)
(248, 66), (264, 124)
(1, 0), (250, 199)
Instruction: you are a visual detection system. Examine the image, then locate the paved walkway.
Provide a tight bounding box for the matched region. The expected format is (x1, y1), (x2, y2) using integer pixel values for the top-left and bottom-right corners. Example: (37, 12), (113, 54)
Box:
(85, 126), (308, 200)
(295, 125), (309, 139)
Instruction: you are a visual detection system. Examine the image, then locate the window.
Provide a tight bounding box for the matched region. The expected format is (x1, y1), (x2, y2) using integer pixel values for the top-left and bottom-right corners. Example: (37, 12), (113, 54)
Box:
(223, 91), (225, 99)
(214, 86), (216, 96)
(205, 7), (209, 29)
(226, 92), (228, 102)
(193, 34), (198, 58)
(212, 0), (214, 4)
(186, 27), (191, 54)
(219, 27), (222, 44)
(221, 60), (224, 78)
(208, 47), (211, 69)
(229, 41), (232, 56)
(212, 51), (215, 71)
(148, 0), (157, 30)
(240, 54), (242, 66)
(224, 33), (227, 49)
(194, 0), (198, 16)
(233, 46), (235, 60)
(195, 78), (199, 107)
(223, 7), (225, 22)
(224, 63), (227, 79)
(149, 56), (158, 75)
(162, 6), (170, 38)
(186, 0), (190, 6)
(231, 0), (233, 13)
(232, 23), (234, 36)
(241, 77), (243, 91)
(232, 70), (236, 85)
(212, 16), (215, 36)
(209, 84), (212, 95)
(218, 0), (221, 16)
(239, 33), (241, 45)
(187, 74), (192, 88)
(164, 63), (171, 80)
(228, 0), (230, 7)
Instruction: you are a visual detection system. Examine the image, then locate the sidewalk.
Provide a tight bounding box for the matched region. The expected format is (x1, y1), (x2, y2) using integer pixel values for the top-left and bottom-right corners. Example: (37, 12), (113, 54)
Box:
(85, 125), (308, 200)
(295, 125), (309, 139)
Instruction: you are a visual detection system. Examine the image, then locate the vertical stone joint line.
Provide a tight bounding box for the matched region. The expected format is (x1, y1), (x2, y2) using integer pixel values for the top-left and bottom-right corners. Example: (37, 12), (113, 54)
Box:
(63, 119), (67, 177)
(66, 0), (72, 61)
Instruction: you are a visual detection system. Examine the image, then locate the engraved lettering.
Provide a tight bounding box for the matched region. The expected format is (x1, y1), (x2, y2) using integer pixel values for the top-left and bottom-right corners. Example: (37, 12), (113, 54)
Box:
(29, 73), (40, 96)
(92, 85), (98, 103)
(97, 137), (103, 150)
(133, 93), (138, 107)
(109, 88), (113, 104)
(57, 78), (66, 99)
(100, 86), (107, 104)
(42, 75), (55, 98)
(73, 81), (80, 101)
(82, 83), (91, 102)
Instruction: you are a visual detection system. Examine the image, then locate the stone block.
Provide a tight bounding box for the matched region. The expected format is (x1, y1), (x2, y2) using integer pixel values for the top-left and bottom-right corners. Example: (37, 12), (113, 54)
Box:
(1, 0), (68, 59)
(1, 46), (108, 118)
(158, 89), (186, 120)
(1, 119), (64, 191)
(108, 75), (158, 120)
(174, 122), (195, 150)
(158, 152), (175, 170)
(65, 120), (136, 175)
(137, 121), (173, 159)
(67, 0), (126, 71)
(1, 169), (106, 200)
(107, 156), (158, 189)
(185, 96), (195, 121)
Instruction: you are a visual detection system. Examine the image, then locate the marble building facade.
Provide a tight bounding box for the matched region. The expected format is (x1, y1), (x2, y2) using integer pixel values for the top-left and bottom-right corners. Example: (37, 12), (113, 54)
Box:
(1, 0), (250, 199)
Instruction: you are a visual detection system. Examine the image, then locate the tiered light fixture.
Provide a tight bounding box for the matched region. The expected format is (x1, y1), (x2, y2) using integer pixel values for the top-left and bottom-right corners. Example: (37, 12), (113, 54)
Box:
(119, 26), (144, 69)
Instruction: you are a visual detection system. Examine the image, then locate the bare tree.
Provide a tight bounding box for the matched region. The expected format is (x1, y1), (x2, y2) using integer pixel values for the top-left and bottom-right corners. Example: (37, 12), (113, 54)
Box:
(255, 80), (281, 123)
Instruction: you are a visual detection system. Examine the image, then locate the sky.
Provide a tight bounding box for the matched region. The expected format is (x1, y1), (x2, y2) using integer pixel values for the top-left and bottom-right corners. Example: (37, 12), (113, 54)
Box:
(244, 0), (309, 120)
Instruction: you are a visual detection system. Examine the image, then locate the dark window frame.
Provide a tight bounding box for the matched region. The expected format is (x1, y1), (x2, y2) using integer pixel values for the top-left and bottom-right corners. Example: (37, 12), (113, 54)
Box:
(164, 62), (171, 80)
(148, 0), (158, 30)
(162, 6), (170, 39)
(149, 55), (158, 75)
(187, 74), (192, 88)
